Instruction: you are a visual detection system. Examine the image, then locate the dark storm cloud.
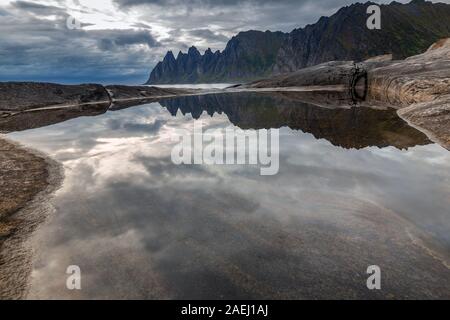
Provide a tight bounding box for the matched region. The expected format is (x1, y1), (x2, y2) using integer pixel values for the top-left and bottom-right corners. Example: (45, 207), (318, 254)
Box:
(0, 2), (164, 84)
(115, 0), (301, 7)
(97, 29), (161, 50)
(188, 29), (229, 42)
(115, 0), (376, 42)
(12, 0), (62, 11)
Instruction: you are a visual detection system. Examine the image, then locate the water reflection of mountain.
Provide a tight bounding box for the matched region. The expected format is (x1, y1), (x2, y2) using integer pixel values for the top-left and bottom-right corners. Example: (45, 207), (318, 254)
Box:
(0, 91), (430, 150)
(159, 92), (431, 150)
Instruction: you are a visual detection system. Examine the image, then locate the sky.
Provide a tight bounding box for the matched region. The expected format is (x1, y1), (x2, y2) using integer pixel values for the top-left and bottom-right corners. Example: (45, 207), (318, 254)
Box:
(0, 0), (448, 84)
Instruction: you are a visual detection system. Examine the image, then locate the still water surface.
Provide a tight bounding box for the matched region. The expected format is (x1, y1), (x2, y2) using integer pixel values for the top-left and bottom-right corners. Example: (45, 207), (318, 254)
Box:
(7, 92), (450, 299)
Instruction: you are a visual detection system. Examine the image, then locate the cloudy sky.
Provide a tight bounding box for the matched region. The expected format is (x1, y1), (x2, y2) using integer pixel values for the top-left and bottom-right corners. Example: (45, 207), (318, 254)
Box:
(0, 0), (448, 84)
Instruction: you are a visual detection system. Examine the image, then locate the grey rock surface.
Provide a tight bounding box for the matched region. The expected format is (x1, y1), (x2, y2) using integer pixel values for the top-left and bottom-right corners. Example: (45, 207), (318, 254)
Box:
(0, 82), (109, 112)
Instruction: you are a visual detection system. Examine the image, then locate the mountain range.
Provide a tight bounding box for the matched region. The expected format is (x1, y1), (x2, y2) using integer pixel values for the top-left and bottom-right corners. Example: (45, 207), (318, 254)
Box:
(146, 0), (450, 84)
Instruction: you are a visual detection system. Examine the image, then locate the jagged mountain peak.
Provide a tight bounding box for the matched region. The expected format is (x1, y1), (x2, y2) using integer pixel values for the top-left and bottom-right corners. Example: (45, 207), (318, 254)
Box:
(163, 51), (175, 61)
(147, 0), (450, 84)
(146, 30), (287, 84)
(187, 46), (201, 56)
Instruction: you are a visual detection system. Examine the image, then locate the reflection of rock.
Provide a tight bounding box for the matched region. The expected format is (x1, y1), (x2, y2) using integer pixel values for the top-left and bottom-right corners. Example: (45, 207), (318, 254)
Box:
(105, 85), (195, 101)
(237, 38), (450, 150)
(0, 103), (110, 133)
(398, 96), (450, 150)
(108, 98), (160, 111)
(0, 90), (432, 150)
(259, 90), (358, 109)
(159, 92), (430, 150)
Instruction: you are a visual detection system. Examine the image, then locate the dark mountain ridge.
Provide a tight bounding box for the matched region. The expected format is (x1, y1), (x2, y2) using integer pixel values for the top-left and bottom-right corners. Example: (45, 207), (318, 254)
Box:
(274, 0), (450, 73)
(147, 30), (287, 84)
(146, 0), (450, 84)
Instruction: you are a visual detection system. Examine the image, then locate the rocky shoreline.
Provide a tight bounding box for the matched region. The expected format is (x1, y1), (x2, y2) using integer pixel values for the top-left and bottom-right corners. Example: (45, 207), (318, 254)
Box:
(0, 137), (63, 299)
(0, 83), (195, 114)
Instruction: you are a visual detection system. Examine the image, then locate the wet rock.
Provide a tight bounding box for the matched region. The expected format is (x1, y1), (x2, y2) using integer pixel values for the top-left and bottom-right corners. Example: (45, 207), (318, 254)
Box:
(0, 138), (62, 299)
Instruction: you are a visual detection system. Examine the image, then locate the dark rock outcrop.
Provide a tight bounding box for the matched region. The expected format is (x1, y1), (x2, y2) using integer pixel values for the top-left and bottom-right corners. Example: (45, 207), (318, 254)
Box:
(367, 38), (450, 107)
(243, 61), (358, 88)
(0, 82), (110, 112)
(0, 82), (195, 115)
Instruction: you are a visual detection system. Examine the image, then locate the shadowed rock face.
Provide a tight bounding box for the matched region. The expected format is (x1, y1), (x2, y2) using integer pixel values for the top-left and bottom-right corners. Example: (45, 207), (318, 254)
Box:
(158, 92), (431, 150)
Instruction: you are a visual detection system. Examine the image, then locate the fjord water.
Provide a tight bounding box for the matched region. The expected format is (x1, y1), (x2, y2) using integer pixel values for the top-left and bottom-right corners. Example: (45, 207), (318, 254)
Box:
(7, 92), (450, 299)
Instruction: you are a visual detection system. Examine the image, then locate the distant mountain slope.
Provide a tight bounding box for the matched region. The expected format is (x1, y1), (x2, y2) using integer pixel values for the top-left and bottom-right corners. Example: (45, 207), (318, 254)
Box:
(147, 30), (287, 84)
(274, 0), (450, 73)
(146, 0), (450, 84)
